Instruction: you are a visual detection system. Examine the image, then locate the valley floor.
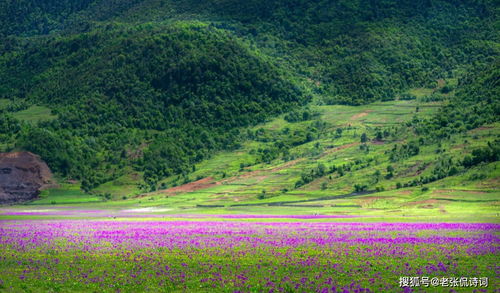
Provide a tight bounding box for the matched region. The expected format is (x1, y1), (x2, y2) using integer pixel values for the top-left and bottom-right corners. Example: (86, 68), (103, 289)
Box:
(0, 215), (498, 292)
(1, 98), (498, 292)
(7, 98), (497, 222)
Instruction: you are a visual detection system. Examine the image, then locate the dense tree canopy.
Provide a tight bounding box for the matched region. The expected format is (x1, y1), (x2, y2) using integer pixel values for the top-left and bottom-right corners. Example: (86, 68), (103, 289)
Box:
(0, 0), (497, 191)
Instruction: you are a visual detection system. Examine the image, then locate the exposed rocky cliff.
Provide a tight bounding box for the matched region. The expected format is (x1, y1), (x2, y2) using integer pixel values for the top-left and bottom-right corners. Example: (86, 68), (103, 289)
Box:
(0, 152), (54, 204)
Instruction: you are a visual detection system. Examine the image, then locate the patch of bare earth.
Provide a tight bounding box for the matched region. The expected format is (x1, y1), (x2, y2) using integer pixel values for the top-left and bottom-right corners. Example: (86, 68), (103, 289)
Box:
(271, 158), (304, 172)
(404, 200), (448, 213)
(415, 163), (431, 176)
(437, 79), (446, 88)
(208, 193), (254, 203)
(321, 142), (359, 157)
(433, 189), (488, 195)
(159, 177), (220, 195)
(189, 158), (305, 198)
(223, 158), (304, 185)
(357, 196), (396, 207)
(468, 126), (494, 134)
(350, 110), (372, 120)
(476, 178), (499, 189)
(405, 199), (440, 208)
(399, 162), (426, 177)
(473, 126), (494, 131)
(398, 190), (413, 195)
(130, 173), (140, 181)
(451, 144), (466, 150)
(222, 171), (266, 184)
(126, 143), (149, 159)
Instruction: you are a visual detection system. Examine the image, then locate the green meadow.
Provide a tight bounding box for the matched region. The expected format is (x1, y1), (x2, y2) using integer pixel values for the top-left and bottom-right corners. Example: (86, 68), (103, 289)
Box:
(10, 92), (496, 222)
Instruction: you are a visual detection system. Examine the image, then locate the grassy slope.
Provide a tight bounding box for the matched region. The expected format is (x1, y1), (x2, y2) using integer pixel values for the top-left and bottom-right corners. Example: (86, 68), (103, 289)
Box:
(1, 2), (496, 219)
(22, 82), (498, 221)
(11, 106), (56, 123)
(32, 184), (102, 205)
(0, 0), (497, 194)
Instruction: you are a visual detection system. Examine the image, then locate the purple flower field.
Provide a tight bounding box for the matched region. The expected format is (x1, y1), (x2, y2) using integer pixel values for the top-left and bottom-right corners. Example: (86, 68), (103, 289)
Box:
(0, 219), (498, 292)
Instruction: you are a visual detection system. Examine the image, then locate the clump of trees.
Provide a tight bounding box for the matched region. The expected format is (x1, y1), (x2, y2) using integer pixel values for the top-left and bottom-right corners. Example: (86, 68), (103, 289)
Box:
(284, 109), (316, 123)
(394, 141), (499, 188)
(389, 142), (420, 162)
(463, 142), (499, 167)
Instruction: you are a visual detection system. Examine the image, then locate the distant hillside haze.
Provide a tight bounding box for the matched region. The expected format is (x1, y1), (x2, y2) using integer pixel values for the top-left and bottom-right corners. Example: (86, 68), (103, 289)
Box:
(0, 0), (497, 192)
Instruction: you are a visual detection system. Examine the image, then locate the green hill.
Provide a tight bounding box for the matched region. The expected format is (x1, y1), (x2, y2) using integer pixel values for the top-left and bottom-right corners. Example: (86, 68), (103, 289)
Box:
(0, 0), (497, 207)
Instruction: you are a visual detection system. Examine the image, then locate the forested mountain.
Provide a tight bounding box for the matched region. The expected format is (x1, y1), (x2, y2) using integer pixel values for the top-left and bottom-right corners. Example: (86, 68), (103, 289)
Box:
(0, 0), (497, 193)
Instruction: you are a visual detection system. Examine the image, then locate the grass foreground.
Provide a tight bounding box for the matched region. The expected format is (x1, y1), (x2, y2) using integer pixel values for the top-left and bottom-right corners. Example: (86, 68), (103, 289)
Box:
(0, 217), (498, 292)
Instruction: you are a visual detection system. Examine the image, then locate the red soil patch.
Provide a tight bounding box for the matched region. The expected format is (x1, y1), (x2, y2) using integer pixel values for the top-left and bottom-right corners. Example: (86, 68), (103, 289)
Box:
(398, 190), (413, 195)
(321, 142), (359, 157)
(451, 144), (466, 150)
(360, 196), (395, 200)
(399, 162), (426, 177)
(437, 79), (446, 88)
(405, 199), (440, 208)
(126, 143), (149, 160)
(415, 163), (431, 176)
(307, 78), (321, 87)
(223, 171), (264, 183)
(476, 177), (499, 189)
(159, 177), (220, 194)
(271, 158), (304, 172)
(371, 140), (384, 145)
(469, 126), (494, 133)
(130, 173), (140, 181)
(350, 111), (371, 120)
(420, 205), (434, 209)
(357, 196), (396, 207)
(433, 189), (451, 194)
(223, 158), (304, 184)
(208, 193), (253, 203)
(236, 174), (270, 183)
(433, 189), (488, 195)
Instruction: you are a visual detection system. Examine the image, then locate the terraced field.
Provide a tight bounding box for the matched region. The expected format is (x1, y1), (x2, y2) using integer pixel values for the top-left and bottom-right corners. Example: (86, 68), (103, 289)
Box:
(15, 97), (498, 222)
